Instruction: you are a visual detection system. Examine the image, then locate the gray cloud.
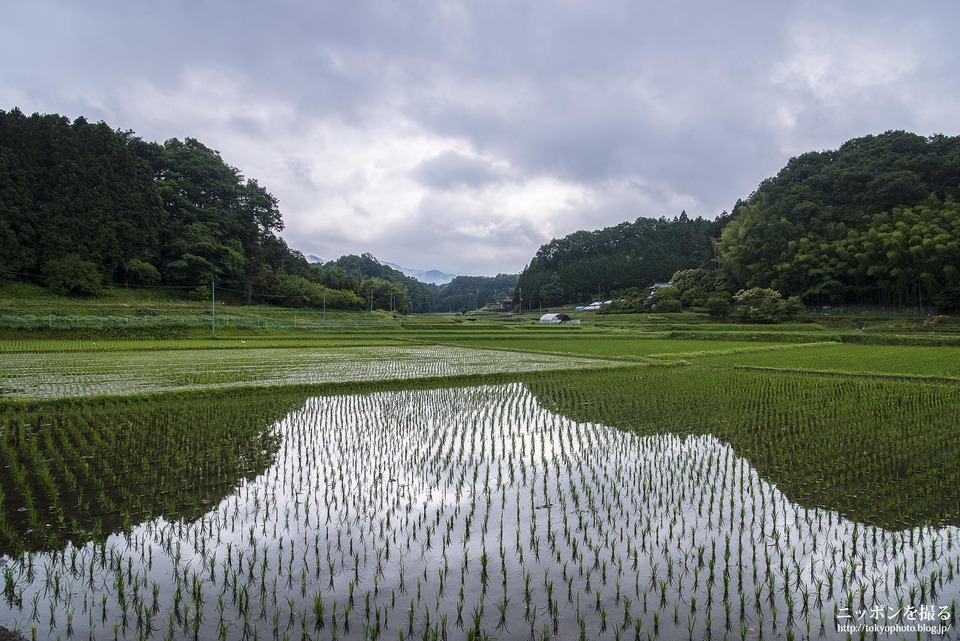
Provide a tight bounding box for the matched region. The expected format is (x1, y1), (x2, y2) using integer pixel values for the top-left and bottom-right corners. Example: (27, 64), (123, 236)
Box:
(2, 0), (958, 275)
(411, 151), (505, 190)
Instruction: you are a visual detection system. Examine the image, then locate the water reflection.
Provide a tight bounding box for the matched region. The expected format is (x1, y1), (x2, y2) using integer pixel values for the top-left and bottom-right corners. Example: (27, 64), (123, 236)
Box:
(0, 391), (299, 557)
(1, 384), (957, 640)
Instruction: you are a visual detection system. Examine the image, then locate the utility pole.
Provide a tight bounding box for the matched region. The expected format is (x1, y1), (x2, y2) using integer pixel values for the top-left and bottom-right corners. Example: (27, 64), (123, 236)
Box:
(211, 281), (216, 338)
(323, 289), (327, 326)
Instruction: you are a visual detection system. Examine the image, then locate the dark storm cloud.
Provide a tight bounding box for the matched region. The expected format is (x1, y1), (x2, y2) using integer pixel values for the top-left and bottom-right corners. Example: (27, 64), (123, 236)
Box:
(2, 0), (958, 275)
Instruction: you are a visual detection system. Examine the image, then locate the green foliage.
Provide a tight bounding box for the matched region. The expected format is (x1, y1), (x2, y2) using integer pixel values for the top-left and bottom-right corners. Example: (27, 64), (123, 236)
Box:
(516, 213), (724, 307)
(43, 256), (103, 296)
(705, 292), (732, 318)
(273, 273), (364, 309)
(671, 268), (734, 307)
(358, 277), (411, 314)
(122, 259), (161, 285)
(435, 273), (518, 312)
(597, 287), (646, 314)
(0, 109), (324, 303)
(715, 131), (960, 309)
(309, 263), (360, 292)
(650, 286), (681, 312)
(333, 253), (436, 313)
(732, 288), (801, 323)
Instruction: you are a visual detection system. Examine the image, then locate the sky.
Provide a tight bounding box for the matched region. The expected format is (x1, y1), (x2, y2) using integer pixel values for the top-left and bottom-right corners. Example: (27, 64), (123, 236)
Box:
(3, 1), (959, 277)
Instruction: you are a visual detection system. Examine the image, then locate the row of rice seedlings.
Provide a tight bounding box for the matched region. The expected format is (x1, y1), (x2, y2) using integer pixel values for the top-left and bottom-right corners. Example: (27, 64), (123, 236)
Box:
(0, 346), (617, 400)
(0, 337), (405, 354)
(532, 367), (960, 530)
(687, 343), (960, 379)
(2, 382), (957, 640)
(0, 390), (302, 556)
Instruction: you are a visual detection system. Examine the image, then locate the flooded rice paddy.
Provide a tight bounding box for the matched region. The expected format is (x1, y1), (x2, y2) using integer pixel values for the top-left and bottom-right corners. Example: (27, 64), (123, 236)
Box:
(1, 383), (957, 640)
(0, 346), (617, 400)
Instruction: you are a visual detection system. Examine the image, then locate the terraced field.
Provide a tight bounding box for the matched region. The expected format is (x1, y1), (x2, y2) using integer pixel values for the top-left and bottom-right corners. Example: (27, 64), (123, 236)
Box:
(1, 328), (958, 640)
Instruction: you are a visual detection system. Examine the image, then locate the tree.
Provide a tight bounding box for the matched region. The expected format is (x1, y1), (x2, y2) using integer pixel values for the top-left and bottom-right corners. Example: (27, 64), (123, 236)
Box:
(333, 254), (434, 313)
(272, 273), (364, 309)
(706, 292), (732, 318)
(359, 277), (411, 314)
(123, 259), (161, 285)
(650, 286), (681, 313)
(671, 268), (733, 307)
(516, 214), (717, 306)
(733, 288), (801, 323)
(538, 274), (565, 306)
(715, 131), (960, 309)
(43, 256), (103, 296)
(0, 110), (307, 300)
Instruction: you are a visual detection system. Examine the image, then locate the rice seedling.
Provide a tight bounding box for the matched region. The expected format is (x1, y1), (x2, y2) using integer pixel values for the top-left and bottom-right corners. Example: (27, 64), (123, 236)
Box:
(0, 344), (619, 401)
(0, 356), (958, 640)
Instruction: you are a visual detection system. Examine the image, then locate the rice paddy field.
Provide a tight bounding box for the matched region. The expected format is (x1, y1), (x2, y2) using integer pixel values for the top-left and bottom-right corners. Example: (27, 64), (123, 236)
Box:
(408, 337), (833, 361)
(0, 345), (619, 401)
(683, 343), (960, 380)
(1, 322), (959, 641)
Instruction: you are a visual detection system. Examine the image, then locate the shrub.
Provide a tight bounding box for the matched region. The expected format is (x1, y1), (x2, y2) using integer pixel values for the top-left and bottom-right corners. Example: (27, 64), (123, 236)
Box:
(651, 286), (681, 313)
(43, 256), (103, 296)
(652, 297), (681, 313)
(706, 292), (732, 318)
(123, 259), (162, 286)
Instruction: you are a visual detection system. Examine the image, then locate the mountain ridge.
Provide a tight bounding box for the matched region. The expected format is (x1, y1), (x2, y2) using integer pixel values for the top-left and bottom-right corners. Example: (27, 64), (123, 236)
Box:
(305, 255), (456, 285)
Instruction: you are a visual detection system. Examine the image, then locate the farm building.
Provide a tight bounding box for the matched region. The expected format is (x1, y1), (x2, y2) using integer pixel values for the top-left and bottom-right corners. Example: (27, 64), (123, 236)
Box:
(540, 313), (577, 323)
(648, 281), (673, 296)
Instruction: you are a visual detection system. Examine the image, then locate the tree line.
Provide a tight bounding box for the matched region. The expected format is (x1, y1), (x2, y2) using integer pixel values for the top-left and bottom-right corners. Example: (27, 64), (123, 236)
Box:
(715, 131), (960, 309)
(0, 109), (516, 313)
(517, 130), (960, 313)
(515, 212), (725, 309)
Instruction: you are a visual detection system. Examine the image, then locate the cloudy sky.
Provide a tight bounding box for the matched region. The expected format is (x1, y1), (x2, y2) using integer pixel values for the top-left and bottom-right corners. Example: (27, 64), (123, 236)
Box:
(3, 1), (958, 276)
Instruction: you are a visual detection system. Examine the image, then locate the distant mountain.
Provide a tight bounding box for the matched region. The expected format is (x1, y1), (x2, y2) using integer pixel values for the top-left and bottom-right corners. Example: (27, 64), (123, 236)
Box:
(306, 254), (323, 264)
(383, 262), (457, 285)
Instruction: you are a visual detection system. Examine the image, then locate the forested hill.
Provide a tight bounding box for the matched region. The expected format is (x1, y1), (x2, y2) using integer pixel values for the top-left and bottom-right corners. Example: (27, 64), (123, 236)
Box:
(715, 131), (960, 308)
(0, 109), (517, 313)
(0, 108), (304, 300)
(519, 130), (960, 311)
(7, 110), (956, 313)
(515, 213), (724, 307)
(326, 254), (517, 314)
